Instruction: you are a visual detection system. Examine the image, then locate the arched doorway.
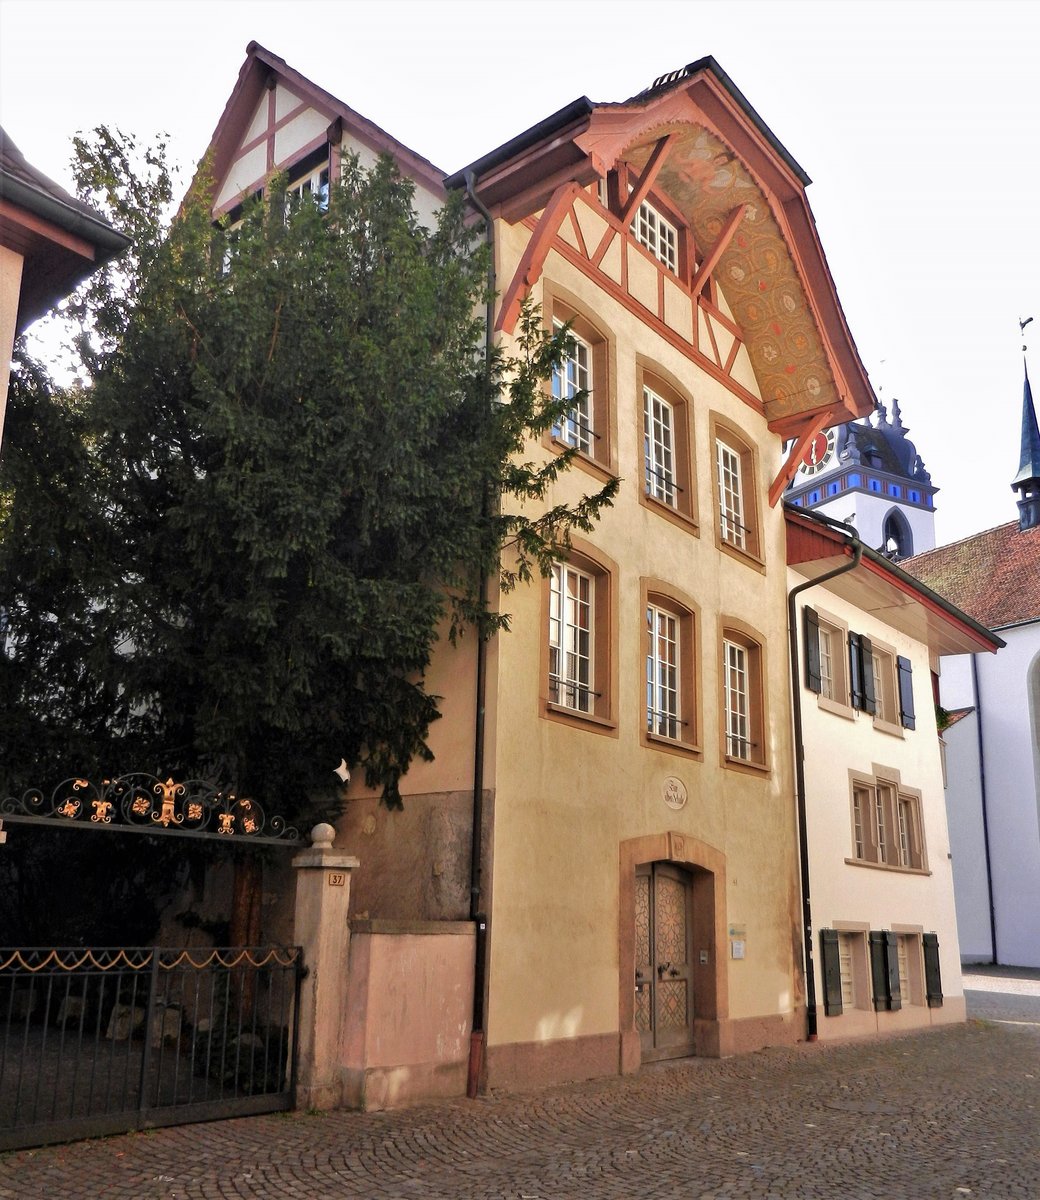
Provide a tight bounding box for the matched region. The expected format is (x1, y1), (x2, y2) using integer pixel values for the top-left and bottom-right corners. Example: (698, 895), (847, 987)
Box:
(620, 832), (727, 1066)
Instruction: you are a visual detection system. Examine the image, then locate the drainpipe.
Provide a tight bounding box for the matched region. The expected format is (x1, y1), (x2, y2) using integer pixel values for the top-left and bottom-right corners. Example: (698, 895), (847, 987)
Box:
(970, 654), (999, 964)
(463, 169), (494, 1098)
(787, 509), (863, 1040)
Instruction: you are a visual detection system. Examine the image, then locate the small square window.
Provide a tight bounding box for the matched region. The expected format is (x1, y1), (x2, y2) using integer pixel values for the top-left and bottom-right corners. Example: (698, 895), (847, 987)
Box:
(631, 200), (677, 273)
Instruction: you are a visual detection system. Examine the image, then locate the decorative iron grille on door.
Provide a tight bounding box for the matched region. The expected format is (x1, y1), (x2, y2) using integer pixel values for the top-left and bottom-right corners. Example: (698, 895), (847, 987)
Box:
(0, 945), (303, 1151)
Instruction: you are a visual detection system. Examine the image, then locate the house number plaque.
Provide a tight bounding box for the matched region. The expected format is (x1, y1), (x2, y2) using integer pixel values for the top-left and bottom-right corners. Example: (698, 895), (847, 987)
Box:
(663, 777), (688, 810)
(328, 872), (346, 887)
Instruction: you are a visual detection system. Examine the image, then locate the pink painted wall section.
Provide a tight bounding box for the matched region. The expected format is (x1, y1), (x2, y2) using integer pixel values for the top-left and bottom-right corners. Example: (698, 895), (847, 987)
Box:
(341, 920), (475, 1110)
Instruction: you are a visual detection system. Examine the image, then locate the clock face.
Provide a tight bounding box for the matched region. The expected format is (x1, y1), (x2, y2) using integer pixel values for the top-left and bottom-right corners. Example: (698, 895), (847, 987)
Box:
(800, 429), (836, 476)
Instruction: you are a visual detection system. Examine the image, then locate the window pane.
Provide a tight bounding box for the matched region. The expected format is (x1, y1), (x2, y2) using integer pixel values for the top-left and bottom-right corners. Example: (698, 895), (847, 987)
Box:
(716, 440), (746, 549)
(723, 639), (750, 759)
(551, 321), (593, 453)
(549, 564), (594, 713)
(646, 604), (680, 738)
(643, 387), (676, 506)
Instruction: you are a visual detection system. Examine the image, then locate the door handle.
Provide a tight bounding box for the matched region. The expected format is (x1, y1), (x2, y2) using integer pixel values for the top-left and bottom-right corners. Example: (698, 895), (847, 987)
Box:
(657, 961), (671, 976)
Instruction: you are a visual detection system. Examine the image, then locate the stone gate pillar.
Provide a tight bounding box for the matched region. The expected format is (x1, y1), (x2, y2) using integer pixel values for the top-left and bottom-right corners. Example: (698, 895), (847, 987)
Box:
(292, 822), (359, 1110)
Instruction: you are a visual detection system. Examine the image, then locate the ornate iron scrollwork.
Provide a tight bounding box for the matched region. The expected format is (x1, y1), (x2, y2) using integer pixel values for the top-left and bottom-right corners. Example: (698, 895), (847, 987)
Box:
(1, 774), (300, 846)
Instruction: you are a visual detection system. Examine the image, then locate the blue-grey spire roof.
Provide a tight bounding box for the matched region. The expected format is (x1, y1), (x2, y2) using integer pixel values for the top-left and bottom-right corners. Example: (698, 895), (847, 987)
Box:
(1012, 363), (1040, 488)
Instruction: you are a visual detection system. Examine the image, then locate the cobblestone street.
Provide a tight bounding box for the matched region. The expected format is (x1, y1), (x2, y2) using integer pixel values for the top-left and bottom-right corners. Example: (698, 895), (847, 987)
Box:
(1, 973), (1037, 1200)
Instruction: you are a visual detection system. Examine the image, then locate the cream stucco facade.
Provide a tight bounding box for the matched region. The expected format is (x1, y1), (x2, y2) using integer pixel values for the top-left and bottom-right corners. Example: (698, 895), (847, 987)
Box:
(201, 46), (1005, 1102)
(791, 573), (966, 1039)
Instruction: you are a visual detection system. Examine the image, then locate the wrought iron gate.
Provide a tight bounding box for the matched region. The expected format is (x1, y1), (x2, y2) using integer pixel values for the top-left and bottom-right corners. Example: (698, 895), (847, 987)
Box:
(0, 944), (303, 1150)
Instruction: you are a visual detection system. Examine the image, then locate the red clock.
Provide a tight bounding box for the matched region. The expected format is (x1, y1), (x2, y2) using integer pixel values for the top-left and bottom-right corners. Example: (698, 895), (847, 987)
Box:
(800, 429), (835, 475)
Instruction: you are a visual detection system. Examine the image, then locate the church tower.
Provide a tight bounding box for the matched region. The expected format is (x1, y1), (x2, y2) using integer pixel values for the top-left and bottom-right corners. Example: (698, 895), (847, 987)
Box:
(786, 399), (937, 560)
(1011, 362), (1040, 532)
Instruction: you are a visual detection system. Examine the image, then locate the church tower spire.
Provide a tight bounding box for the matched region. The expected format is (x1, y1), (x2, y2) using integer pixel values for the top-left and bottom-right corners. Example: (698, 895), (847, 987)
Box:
(1012, 360), (1040, 532)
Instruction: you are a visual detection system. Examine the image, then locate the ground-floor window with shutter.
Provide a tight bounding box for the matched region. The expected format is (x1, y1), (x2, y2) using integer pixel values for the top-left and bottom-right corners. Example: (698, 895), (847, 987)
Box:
(868, 929), (938, 1010)
(820, 928), (869, 1016)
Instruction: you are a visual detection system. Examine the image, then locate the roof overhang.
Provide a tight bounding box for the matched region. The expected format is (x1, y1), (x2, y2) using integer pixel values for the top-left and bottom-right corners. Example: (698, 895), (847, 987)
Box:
(0, 150), (129, 333)
(786, 508), (1004, 657)
(448, 58), (875, 436)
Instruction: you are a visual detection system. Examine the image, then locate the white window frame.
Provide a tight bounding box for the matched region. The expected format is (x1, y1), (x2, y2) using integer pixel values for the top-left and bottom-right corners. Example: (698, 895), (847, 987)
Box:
(646, 604), (680, 739)
(716, 438), (746, 550)
(643, 386), (677, 507)
(287, 165), (331, 213)
(723, 638), (751, 761)
(551, 321), (593, 454)
(549, 563), (594, 713)
(631, 200), (677, 273)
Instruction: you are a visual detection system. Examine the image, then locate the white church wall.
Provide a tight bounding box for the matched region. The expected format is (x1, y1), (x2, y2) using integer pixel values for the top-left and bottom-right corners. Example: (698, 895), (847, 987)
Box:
(942, 714), (993, 962)
(967, 622), (1040, 967)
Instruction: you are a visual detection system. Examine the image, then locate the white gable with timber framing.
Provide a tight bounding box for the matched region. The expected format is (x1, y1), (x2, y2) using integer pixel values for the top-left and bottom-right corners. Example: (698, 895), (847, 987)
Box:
(200, 42), (446, 229)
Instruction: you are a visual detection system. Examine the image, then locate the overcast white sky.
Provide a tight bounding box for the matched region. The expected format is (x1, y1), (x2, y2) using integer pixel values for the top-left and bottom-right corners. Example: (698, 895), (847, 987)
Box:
(2, 0), (1037, 544)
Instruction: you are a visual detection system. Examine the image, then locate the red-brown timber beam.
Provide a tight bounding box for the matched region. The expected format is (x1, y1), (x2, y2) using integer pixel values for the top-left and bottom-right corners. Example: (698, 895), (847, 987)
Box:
(767, 409), (835, 508)
(495, 181), (583, 334)
(689, 203), (747, 298)
(618, 135), (676, 226)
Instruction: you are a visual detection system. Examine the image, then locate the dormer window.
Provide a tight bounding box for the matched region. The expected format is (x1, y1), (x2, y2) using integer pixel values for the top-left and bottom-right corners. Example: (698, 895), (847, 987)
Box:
(631, 200), (677, 273)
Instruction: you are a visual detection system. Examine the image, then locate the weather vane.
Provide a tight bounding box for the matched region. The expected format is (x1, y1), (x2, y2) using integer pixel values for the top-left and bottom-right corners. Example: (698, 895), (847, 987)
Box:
(1021, 316), (1033, 354)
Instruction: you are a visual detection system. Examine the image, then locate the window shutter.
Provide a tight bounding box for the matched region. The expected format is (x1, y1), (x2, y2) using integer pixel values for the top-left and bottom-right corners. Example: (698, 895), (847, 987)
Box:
(860, 635), (877, 715)
(923, 933), (943, 1007)
(897, 656), (916, 729)
(885, 930), (902, 1011)
(849, 633), (865, 711)
(804, 607), (822, 694)
(849, 633), (877, 714)
(820, 929), (843, 1016)
(869, 931), (889, 1010)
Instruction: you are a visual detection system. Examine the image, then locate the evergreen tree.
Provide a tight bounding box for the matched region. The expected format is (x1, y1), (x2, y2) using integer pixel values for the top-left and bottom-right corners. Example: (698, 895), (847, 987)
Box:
(0, 131), (616, 824)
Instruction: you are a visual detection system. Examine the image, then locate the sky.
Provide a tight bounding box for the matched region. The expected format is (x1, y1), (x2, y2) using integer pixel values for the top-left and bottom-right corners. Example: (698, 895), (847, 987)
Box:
(2, 0), (1038, 545)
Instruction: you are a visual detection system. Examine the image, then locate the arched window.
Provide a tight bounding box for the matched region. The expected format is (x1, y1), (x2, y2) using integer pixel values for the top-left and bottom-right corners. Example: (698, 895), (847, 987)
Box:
(882, 509), (913, 560)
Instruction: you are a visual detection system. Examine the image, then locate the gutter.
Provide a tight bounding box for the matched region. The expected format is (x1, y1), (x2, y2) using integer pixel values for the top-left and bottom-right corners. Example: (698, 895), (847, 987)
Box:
(970, 655), (999, 964)
(786, 508), (863, 1039)
(462, 168), (493, 1099)
(0, 171), (130, 260)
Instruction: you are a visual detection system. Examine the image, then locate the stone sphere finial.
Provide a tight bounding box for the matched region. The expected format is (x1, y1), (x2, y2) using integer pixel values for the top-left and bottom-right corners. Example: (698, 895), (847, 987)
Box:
(310, 822), (336, 849)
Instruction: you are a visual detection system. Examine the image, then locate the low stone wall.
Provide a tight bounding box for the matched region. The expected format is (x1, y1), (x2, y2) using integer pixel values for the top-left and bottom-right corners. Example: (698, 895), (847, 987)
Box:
(340, 919), (475, 1110)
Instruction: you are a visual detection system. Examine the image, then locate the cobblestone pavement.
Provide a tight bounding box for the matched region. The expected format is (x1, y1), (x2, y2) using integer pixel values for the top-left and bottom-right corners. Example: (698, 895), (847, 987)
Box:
(1, 979), (1038, 1200)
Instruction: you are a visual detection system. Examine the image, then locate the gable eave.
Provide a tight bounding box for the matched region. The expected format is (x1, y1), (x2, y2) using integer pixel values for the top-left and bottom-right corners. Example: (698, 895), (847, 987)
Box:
(191, 43), (448, 211)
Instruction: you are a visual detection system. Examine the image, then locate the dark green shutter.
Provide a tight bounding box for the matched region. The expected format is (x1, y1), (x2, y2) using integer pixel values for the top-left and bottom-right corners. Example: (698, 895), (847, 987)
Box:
(885, 931), (902, 1011)
(849, 633), (877, 714)
(869, 931), (888, 1010)
(897, 656), (916, 729)
(923, 933), (943, 1007)
(869, 930), (902, 1010)
(820, 929), (843, 1016)
(860, 636), (877, 715)
(849, 633), (865, 710)
(804, 607), (822, 694)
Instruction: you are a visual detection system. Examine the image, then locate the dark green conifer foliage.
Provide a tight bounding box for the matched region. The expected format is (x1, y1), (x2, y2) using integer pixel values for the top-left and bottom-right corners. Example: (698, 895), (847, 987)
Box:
(0, 130), (616, 821)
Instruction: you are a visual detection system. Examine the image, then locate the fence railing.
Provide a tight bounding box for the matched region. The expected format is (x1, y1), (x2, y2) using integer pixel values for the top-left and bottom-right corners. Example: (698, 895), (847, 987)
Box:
(0, 945), (303, 1150)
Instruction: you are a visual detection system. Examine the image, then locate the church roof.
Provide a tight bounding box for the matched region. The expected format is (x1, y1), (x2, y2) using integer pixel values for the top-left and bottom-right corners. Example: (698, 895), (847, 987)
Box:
(903, 521), (1040, 630)
(835, 400), (932, 485)
(1012, 367), (1040, 489)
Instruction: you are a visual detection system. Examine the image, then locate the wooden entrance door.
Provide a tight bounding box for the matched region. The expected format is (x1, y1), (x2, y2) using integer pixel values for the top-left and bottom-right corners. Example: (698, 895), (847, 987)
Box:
(634, 862), (695, 1061)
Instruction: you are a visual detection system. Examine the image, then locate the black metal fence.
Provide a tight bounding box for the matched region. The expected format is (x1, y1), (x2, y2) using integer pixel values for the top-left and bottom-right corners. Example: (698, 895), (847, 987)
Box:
(0, 945), (303, 1150)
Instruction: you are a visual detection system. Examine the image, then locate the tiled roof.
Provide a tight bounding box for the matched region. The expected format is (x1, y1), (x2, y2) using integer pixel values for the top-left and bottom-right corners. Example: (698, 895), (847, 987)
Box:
(903, 521), (1040, 629)
(0, 126), (107, 223)
(942, 707), (974, 730)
